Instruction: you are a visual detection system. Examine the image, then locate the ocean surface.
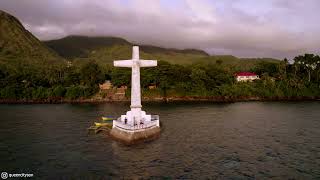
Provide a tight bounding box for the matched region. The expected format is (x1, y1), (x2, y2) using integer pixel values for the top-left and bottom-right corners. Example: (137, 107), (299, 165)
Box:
(0, 102), (319, 179)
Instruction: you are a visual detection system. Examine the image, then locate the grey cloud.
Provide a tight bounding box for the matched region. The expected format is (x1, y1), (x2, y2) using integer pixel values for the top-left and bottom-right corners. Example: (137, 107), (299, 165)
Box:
(0, 0), (319, 59)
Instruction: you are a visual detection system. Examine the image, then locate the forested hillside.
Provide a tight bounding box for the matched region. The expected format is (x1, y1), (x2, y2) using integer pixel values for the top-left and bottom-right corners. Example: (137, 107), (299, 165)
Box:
(0, 10), (61, 62)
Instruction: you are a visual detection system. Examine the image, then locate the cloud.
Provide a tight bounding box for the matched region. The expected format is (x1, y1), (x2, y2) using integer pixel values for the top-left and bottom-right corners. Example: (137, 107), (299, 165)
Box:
(0, 0), (319, 59)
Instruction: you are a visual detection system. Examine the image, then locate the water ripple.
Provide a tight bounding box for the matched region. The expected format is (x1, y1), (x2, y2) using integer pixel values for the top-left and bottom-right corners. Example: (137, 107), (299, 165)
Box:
(0, 102), (319, 179)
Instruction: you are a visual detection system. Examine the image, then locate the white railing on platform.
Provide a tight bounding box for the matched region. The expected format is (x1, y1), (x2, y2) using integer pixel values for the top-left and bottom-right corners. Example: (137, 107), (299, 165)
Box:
(113, 119), (159, 132)
(151, 115), (159, 121)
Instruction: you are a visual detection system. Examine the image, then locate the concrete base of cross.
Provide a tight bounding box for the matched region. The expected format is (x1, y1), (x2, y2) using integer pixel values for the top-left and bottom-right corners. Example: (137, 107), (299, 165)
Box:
(110, 114), (160, 144)
(110, 123), (160, 145)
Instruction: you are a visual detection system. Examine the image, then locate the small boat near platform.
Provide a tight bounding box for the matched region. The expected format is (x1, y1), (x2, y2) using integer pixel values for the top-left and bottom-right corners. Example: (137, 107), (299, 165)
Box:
(87, 116), (114, 134)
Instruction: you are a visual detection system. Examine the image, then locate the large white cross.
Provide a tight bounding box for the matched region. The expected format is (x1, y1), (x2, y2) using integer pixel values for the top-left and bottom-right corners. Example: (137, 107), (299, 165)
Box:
(114, 46), (157, 124)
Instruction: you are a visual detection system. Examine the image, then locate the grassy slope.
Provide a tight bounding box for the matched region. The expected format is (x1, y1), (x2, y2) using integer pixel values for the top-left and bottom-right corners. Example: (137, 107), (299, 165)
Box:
(81, 44), (280, 72)
(44, 36), (280, 70)
(87, 44), (208, 64)
(45, 35), (131, 58)
(44, 35), (209, 58)
(0, 10), (63, 70)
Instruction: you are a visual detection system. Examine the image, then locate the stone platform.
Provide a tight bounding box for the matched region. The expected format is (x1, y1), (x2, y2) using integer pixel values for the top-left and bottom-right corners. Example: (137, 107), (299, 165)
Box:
(110, 116), (160, 144)
(110, 126), (160, 145)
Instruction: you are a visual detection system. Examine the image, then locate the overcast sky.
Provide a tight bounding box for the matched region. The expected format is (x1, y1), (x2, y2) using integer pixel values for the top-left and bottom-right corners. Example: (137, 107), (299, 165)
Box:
(1, 0), (319, 59)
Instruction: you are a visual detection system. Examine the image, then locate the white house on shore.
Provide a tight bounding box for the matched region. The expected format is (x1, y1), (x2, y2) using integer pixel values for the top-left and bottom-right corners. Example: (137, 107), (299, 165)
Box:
(235, 72), (260, 82)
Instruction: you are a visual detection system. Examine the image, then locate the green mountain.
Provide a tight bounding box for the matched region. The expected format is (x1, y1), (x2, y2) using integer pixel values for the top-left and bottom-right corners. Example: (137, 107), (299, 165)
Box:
(45, 35), (131, 58)
(0, 10), (61, 63)
(138, 45), (209, 56)
(83, 43), (210, 65)
(44, 36), (213, 64)
(44, 35), (209, 59)
(44, 35), (279, 69)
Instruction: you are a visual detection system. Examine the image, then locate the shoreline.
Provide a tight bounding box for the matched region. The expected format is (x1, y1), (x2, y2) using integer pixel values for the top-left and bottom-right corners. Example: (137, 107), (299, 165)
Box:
(0, 96), (319, 104)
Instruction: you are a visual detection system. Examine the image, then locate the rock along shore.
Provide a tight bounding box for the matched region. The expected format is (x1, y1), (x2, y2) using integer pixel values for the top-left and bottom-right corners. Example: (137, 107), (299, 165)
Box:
(0, 96), (319, 104)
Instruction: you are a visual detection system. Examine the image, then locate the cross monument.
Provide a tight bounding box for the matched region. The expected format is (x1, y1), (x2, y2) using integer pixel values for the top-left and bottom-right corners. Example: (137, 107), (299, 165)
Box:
(113, 46), (159, 129)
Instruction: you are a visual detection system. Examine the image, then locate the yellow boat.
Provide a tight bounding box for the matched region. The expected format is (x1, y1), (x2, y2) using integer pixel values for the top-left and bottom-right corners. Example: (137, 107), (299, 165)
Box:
(95, 122), (109, 126)
(102, 116), (113, 121)
(94, 122), (112, 128)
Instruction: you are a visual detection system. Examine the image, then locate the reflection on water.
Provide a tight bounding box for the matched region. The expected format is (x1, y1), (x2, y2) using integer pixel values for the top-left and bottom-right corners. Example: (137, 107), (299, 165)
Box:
(0, 102), (320, 179)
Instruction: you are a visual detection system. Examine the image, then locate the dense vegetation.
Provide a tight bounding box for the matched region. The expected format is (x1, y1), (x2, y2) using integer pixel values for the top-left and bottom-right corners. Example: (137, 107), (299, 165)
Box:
(0, 53), (319, 101)
(127, 54), (320, 99)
